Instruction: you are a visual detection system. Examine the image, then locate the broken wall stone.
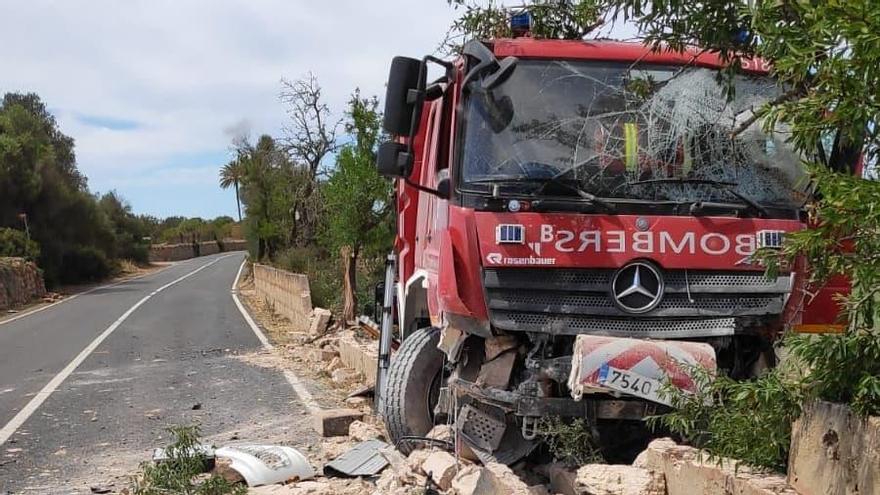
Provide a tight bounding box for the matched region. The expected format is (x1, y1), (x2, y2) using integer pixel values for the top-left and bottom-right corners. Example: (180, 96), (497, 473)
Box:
(789, 400), (880, 495)
(312, 408), (363, 437)
(253, 263), (313, 332)
(337, 331), (378, 384)
(575, 464), (664, 495)
(641, 438), (797, 495)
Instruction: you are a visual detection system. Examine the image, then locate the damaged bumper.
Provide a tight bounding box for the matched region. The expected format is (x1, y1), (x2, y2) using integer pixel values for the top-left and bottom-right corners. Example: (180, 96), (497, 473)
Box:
(448, 335), (716, 421)
(567, 335), (717, 405)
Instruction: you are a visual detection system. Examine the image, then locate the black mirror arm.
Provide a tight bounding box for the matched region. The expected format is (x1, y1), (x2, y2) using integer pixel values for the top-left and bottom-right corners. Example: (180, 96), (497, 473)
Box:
(402, 176), (449, 200)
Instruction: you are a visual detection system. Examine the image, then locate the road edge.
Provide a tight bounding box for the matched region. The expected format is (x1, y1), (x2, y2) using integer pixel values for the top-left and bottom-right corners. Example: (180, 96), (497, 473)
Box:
(230, 257), (321, 414)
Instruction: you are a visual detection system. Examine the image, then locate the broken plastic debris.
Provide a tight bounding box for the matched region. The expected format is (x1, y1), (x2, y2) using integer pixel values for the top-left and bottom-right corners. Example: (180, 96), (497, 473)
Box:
(152, 444), (215, 463)
(324, 439), (390, 477)
(215, 444), (314, 487)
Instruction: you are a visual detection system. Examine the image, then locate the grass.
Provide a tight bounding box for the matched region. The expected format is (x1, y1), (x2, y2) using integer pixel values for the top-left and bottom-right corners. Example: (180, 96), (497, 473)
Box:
(539, 416), (604, 466)
(129, 425), (246, 495)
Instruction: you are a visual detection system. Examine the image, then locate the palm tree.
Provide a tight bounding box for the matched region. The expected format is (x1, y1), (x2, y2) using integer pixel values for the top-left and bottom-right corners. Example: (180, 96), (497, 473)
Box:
(219, 159), (245, 221)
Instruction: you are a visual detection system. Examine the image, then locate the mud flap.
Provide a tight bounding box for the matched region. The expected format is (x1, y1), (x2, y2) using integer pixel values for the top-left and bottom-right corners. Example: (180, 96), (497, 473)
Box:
(567, 335), (716, 406)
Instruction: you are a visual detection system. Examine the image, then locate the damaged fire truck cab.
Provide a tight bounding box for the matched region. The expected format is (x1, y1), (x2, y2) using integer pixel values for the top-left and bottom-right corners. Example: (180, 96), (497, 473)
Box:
(376, 37), (814, 463)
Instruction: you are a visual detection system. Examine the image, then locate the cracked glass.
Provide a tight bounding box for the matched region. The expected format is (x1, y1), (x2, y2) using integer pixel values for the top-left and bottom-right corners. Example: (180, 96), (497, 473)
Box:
(460, 60), (809, 209)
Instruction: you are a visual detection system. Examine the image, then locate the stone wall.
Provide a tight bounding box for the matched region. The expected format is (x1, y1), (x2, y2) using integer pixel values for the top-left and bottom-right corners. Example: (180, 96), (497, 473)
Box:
(148, 239), (247, 262)
(337, 331), (379, 384)
(253, 263), (313, 331)
(789, 400), (879, 495)
(0, 257), (46, 311)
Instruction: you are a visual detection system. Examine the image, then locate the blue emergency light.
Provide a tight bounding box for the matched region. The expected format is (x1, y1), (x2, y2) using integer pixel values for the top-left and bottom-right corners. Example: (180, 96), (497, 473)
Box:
(511, 11), (531, 36)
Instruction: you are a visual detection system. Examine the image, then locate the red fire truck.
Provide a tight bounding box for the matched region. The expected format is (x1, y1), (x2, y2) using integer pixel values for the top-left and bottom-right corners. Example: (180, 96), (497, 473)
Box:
(373, 32), (840, 463)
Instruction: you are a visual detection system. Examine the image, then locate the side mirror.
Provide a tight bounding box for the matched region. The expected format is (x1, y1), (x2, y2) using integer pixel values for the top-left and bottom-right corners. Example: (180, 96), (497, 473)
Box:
(482, 57), (518, 91)
(436, 176), (451, 198)
(376, 141), (413, 177)
(383, 56), (423, 136)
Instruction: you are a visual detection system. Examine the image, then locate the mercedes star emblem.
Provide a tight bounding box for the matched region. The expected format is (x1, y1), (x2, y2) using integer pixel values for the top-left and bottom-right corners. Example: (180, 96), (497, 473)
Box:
(611, 261), (664, 313)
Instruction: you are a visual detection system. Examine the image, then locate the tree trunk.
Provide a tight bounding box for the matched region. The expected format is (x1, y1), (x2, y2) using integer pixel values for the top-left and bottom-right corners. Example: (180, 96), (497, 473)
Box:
(341, 245), (358, 324)
(234, 181), (242, 222)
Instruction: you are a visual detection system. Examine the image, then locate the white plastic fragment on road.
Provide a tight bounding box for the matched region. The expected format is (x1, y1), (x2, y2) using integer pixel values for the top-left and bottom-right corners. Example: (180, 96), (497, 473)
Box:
(215, 445), (315, 487)
(152, 444), (215, 463)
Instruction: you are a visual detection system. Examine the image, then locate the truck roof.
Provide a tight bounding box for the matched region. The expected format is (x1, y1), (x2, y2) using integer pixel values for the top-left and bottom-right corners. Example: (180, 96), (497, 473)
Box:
(490, 38), (769, 74)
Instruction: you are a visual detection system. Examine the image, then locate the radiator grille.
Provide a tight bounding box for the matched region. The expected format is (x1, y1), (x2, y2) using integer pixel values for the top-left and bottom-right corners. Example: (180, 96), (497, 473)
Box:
(483, 268), (790, 337)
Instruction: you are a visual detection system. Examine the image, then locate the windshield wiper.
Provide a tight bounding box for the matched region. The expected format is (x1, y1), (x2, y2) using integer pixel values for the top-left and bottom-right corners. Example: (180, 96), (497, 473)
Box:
(466, 176), (617, 211)
(628, 178), (769, 218)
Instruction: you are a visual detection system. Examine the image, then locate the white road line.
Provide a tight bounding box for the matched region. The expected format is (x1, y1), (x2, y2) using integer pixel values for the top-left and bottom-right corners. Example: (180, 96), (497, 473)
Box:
(230, 258), (321, 413)
(0, 264), (179, 327)
(0, 254), (235, 447)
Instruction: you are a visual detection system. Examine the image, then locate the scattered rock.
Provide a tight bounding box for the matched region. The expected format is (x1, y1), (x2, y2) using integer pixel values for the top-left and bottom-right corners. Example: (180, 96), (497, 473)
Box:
(292, 480), (331, 493)
(309, 308), (332, 337)
(406, 448), (432, 475)
(348, 420), (383, 442)
(540, 463), (578, 495)
(213, 457), (245, 484)
(192, 403), (203, 410)
(639, 438), (797, 495)
(422, 450), (458, 490)
(89, 485), (113, 494)
(313, 408), (364, 437)
(484, 462), (541, 494)
(374, 465), (410, 495)
(575, 464), (665, 495)
(450, 465), (486, 495)
(321, 438), (352, 461)
(426, 424), (453, 444)
(331, 368), (361, 385)
(344, 396), (368, 408)
(324, 357), (344, 372)
(144, 409), (163, 419)
(380, 446), (426, 486)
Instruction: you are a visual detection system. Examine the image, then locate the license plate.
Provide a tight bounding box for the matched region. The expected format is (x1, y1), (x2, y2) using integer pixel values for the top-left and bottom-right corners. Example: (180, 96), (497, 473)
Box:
(597, 364), (671, 406)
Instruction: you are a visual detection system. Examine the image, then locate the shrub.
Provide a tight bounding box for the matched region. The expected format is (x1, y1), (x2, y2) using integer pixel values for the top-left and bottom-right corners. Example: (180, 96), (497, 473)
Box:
(788, 330), (880, 417)
(0, 227), (39, 259)
(274, 246), (341, 311)
(130, 425), (245, 495)
(651, 357), (804, 471)
(59, 246), (112, 284)
(539, 416), (604, 466)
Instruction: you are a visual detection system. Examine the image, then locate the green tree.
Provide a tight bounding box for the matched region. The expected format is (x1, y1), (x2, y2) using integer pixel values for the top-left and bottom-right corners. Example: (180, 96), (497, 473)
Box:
(237, 135), (287, 260)
(0, 227), (39, 259)
(0, 92), (116, 285)
(443, 0), (602, 53)
(219, 159), (245, 221)
(322, 90), (392, 322)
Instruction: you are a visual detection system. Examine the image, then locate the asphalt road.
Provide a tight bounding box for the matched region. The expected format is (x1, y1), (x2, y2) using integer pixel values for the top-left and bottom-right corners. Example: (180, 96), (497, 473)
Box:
(0, 252), (317, 494)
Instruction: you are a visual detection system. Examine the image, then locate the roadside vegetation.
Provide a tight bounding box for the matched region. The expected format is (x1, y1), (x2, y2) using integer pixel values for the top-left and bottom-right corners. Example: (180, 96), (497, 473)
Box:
(448, 0), (880, 471)
(0, 91), (240, 286)
(130, 425), (245, 495)
(219, 81), (391, 321)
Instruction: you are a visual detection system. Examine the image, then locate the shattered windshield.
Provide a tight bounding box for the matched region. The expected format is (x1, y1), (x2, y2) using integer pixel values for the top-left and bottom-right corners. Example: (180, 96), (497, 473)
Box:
(460, 60), (808, 209)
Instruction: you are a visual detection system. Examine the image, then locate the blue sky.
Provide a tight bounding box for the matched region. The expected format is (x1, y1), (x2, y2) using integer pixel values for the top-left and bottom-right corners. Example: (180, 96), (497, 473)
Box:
(0, 1), (461, 219)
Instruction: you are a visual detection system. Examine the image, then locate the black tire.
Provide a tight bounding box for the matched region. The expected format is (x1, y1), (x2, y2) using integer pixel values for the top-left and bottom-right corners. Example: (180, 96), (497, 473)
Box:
(383, 326), (444, 454)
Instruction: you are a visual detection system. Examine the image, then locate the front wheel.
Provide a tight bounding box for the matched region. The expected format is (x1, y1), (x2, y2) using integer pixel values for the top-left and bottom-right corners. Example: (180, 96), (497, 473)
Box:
(382, 327), (445, 454)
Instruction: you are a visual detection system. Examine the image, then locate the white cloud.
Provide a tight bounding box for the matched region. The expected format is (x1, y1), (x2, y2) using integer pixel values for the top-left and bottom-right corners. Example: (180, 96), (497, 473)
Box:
(0, 0), (459, 216)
